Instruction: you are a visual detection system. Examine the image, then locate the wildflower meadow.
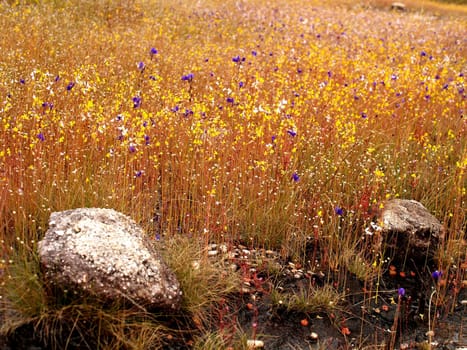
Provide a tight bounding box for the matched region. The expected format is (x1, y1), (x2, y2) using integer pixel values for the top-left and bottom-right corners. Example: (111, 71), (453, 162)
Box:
(0, 0), (465, 348)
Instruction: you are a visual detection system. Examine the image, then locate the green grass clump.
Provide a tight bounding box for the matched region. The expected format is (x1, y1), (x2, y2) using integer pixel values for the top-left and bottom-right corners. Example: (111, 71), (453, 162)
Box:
(271, 284), (344, 317)
(159, 236), (241, 330)
(0, 237), (242, 349)
(0, 249), (173, 349)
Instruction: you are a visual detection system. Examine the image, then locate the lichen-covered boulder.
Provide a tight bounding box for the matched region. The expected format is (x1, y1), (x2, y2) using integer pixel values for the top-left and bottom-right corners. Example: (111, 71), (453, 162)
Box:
(379, 199), (443, 264)
(38, 208), (182, 310)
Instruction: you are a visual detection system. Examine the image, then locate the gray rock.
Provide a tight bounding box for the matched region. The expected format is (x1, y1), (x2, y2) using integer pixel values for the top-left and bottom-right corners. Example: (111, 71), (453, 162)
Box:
(38, 208), (182, 310)
(379, 199), (443, 263)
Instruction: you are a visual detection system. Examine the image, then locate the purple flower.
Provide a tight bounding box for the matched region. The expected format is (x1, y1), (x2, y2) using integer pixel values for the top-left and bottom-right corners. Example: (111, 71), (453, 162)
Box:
(181, 73), (194, 82)
(129, 145), (136, 153)
(421, 51), (427, 57)
(398, 288), (405, 297)
(149, 75), (156, 81)
(232, 55), (245, 63)
(137, 61), (145, 71)
(132, 96), (142, 108)
(66, 82), (75, 91)
(271, 135), (277, 143)
(391, 74), (398, 80)
(42, 102), (53, 110)
(55, 75), (60, 82)
(171, 106), (179, 112)
(19, 79), (25, 84)
(361, 112), (368, 119)
(37, 133), (45, 141)
(144, 135), (150, 145)
(226, 97), (234, 103)
(287, 129), (297, 137)
(150, 47), (158, 55)
(292, 172), (300, 182)
(135, 170), (143, 177)
(239, 81), (244, 88)
(431, 270), (442, 280)
(334, 206), (344, 216)
(251, 50), (257, 56)
(184, 108), (193, 117)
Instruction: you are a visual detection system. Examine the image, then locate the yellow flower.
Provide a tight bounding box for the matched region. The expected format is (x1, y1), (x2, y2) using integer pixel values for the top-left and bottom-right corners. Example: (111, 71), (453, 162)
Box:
(374, 168), (385, 178)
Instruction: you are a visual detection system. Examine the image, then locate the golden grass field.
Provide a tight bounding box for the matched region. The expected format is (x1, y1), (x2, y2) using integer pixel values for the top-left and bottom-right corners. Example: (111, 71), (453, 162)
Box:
(0, 0), (466, 348)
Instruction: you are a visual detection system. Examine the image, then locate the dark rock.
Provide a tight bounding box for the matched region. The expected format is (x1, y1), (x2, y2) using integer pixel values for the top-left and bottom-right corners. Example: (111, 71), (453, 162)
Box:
(379, 199), (443, 265)
(38, 208), (182, 310)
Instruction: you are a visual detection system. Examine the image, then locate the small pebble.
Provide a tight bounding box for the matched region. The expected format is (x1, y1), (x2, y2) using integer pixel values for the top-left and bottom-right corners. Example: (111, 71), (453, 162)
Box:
(247, 339), (264, 348)
(294, 272), (303, 279)
(207, 250), (218, 257)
